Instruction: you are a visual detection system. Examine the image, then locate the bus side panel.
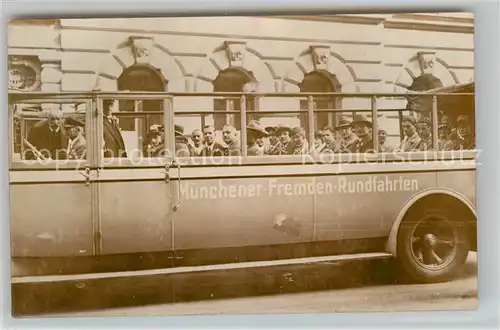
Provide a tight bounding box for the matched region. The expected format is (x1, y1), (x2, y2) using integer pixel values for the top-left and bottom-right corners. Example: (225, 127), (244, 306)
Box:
(10, 183), (94, 257)
(437, 170), (476, 207)
(99, 180), (174, 254)
(172, 177), (315, 251)
(314, 172), (438, 241)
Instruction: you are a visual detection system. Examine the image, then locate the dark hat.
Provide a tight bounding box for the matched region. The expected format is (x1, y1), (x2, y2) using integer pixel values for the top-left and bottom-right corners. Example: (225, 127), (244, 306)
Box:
(315, 130), (324, 138)
(457, 115), (469, 124)
(335, 117), (351, 129)
(64, 117), (85, 128)
(402, 115), (417, 126)
(417, 117), (431, 126)
(174, 124), (184, 137)
(276, 124), (292, 134)
(247, 120), (269, 136)
(265, 125), (278, 134)
(351, 114), (372, 127)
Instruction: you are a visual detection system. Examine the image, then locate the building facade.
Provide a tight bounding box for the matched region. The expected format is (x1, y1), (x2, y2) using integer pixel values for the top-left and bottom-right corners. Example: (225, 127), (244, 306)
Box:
(8, 13), (474, 147)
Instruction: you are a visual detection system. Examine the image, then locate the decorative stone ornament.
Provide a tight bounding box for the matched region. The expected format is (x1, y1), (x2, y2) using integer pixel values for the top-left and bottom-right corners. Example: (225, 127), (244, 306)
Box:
(417, 51), (436, 76)
(310, 45), (331, 71)
(224, 41), (247, 67)
(8, 56), (42, 92)
(129, 36), (154, 64)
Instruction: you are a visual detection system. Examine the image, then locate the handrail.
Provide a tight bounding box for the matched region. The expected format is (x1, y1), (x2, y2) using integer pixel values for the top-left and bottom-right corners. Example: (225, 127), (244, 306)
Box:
(8, 90), (475, 101)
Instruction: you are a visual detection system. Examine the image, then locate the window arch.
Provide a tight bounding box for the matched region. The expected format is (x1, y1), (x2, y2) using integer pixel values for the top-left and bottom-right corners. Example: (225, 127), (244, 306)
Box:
(406, 73), (443, 119)
(298, 71), (340, 131)
(212, 68), (257, 130)
(117, 64), (167, 131)
(115, 64), (167, 155)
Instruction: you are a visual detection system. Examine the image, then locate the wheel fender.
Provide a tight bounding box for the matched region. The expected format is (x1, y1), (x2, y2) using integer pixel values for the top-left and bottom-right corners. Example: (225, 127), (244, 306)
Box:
(385, 188), (476, 256)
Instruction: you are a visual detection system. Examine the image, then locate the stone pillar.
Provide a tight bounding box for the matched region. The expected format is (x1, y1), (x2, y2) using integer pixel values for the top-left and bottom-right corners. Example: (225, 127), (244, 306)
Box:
(39, 58), (63, 112)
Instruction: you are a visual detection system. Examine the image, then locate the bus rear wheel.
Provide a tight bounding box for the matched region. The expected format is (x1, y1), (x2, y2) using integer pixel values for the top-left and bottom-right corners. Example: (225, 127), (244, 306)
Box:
(396, 207), (470, 284)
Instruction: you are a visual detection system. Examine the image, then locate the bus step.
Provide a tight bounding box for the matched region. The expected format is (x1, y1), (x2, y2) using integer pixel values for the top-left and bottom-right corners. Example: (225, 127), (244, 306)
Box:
(11, 252), (393, 284)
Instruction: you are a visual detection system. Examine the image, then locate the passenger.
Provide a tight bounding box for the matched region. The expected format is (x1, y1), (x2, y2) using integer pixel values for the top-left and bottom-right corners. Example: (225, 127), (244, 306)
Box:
(143, 125), (164, 157)
(319, 126), (339, 154)
(335, 118), (358, 153)
(397, 115), (421, 152)
(26, 108), (66, 160)
(271, 124), (293, 155)
(438, 124), (453, 151)
(103, 99), (127, 158)
(64, 117), (87, 160)
(175, 124), (190, 157)
(378, 129), (394, 153)
(264, 125), (280, 155)
(449, 115), (475, 150)
(188, 129), (204, 156)
(222, 124), (241, 156)
(313, 130), (325, 153)
(417, 117), (433, 151)
(289, 127), (309, 155)
(351, 114), (374, 153)
(246, 120), (268, 156)
(201, 125), (225, 156)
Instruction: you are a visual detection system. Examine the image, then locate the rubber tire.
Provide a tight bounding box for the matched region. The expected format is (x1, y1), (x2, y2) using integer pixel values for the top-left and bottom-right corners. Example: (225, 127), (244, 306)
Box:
(396, 206), (470, 284)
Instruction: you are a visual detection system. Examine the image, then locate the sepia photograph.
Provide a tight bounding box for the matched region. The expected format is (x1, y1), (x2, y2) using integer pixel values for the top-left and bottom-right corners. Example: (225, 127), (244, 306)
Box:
(7, 13), (477, 317)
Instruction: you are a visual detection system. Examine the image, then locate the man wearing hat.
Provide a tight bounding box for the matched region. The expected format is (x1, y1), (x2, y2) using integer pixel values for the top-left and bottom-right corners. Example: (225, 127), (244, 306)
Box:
(143, 124), (164, 157)
(175, 124), (190, 157)
(64, 117), (87, 160)
(335, 117), (359, 153)
(397, 115), (421, 152)
(449, 115), (475, 150)
(351, 114), (375, 153)
(416, 117), (433, 151)
(246, 120), (269, 156)
(264, 125), (281, 155)
(269, 124), (293, 155)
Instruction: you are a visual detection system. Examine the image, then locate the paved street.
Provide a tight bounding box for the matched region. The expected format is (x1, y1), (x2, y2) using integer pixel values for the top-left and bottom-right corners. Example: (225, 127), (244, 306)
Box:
(16, 252), (477, 317)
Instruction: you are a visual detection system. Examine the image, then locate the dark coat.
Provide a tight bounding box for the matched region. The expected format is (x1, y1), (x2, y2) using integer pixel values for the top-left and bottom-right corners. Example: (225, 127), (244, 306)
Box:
(201, 142), (226, 157)
(103, 116), (127, 158)
(26, 120), (67, 160)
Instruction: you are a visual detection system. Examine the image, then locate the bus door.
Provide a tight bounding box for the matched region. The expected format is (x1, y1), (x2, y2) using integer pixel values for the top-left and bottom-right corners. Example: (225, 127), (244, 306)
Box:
(9, 96), (98, 259)
(94, 95), (175, 261)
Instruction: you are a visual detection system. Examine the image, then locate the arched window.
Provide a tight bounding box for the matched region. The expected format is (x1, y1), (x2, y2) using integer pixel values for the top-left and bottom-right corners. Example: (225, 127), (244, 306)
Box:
(115, 65), (167, 156)
(213, 68), (257, 130)
(406, 73), (443, 118)
(298, 71), (339, 131)
(117, 64), (167, 131)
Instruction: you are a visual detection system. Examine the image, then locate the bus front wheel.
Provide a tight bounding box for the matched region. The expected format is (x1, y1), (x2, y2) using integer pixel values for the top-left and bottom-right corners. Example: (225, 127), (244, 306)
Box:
(396, 206), (470, 284)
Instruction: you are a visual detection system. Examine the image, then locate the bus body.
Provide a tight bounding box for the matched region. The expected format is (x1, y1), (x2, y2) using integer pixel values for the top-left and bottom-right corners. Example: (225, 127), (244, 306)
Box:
(9, 84), (477, 284)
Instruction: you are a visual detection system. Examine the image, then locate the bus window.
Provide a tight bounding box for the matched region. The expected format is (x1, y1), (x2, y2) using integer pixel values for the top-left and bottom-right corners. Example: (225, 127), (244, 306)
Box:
(10, 100), (88, 165)
(100, 98), (165, 166)
(248, 95), (310, 156)
(173, 94), (243, 160)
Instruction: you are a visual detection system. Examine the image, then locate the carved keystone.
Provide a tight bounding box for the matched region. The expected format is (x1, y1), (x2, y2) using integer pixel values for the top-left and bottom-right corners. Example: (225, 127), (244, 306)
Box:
(224, 41), (247, 67)
(129, 36), (154, 64)
(417, 51), (436, 76)
(310, 45), (331, 71)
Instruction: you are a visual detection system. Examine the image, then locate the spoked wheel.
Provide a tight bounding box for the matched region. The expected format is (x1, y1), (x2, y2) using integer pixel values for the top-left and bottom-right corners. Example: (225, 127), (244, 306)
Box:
(397, 207), (470, 283)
